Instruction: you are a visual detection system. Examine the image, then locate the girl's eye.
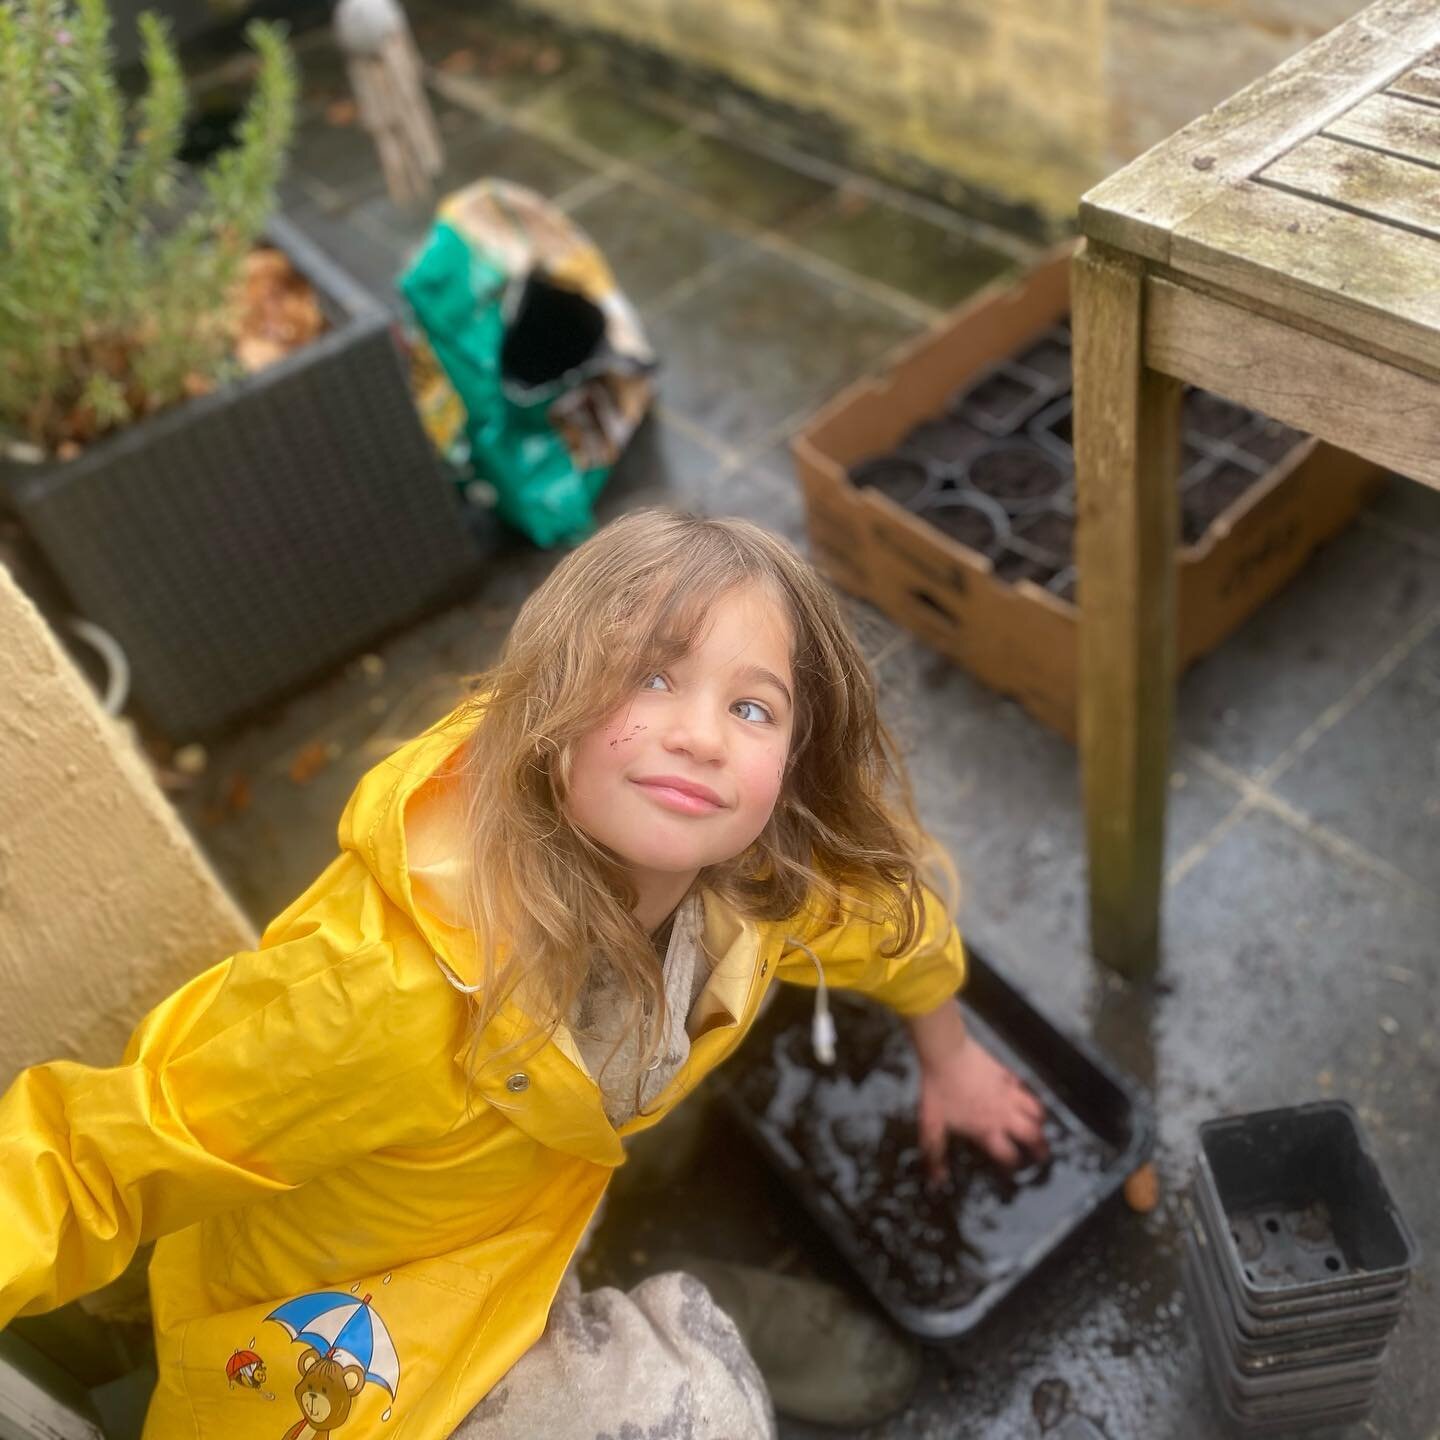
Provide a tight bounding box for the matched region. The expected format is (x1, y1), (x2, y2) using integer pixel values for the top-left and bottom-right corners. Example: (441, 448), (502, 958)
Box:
(733, 700), (773, 725)
(642, 672), (669, 691)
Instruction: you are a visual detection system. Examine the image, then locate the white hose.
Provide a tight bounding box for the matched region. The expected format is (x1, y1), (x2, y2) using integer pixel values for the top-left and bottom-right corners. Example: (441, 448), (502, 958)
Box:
(785, 935), (836, 1066)
(65, 617), (130, 716)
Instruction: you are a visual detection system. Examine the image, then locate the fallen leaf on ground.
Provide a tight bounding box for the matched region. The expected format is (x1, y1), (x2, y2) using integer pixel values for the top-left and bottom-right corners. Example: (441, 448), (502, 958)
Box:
(289, 740), (333, 785)
(221, 772), (252, 814)
(325, 97), (358, 126)
(439, 47), (476, 74)
(1123, 1162), (1160, 1214)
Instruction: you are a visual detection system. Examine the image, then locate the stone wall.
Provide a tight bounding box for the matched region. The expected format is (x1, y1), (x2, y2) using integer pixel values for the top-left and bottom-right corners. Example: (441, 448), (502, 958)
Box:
(524, 0), (1363, 219)
(0, 566), (254, 1085)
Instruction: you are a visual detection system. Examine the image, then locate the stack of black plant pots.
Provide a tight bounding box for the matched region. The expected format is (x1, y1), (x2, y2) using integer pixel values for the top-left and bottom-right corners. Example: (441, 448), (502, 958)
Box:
(1183, 1103), (1418, 1434)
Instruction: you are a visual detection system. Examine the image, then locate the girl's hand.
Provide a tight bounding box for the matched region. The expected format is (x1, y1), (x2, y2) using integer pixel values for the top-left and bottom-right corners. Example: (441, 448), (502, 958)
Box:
(906, 1000), (1048, 1178)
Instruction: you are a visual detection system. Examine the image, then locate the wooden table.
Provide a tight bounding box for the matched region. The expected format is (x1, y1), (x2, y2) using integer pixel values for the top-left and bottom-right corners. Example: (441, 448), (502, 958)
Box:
(1073, 0), (1440, 977)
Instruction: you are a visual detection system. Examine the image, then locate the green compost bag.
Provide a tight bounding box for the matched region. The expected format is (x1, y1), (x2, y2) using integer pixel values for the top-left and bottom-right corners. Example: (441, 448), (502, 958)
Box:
(400, 180), (656, 549)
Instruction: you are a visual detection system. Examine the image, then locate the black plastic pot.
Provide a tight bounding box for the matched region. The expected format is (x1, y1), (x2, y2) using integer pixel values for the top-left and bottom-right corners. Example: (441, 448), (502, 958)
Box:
(1182, 1103), (1418, 1436)
(3, 215), (483, 740)
(1186, 1211), (1397, 1357)
(1011, 329), (1073, 388)
(849, 453), (937, 510)
(1191, 1166), (1409, 1321)
(1188, 1285), (1380, 1429)
(965, 439), (1071, 516)
(911, 489), (1010, 558)
(1197, 1103), (1418, 1304)
(901, 414), (989, 468)
(720, 948), (1154, 1341)
(1010, 508), (1076, 569)
(948, 360), (1062, 438)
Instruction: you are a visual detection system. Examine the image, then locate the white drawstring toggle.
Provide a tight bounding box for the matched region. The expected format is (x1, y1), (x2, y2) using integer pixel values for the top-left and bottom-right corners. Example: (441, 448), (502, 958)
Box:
(785, 936), (836, 1066)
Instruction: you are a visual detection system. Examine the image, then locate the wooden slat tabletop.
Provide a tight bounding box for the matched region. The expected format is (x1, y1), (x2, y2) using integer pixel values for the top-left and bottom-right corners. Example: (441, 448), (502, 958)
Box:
(1324, 90), (1440, 166)
(1080, 0), (1440, 262)
(1388, 61), (1440, 103)
(1084, 2), (1440, 380)
(1260, 133), (1440, 241)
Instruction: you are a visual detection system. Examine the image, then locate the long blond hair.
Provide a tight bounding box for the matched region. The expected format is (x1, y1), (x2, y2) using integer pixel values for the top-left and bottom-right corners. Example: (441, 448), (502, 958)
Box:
(444, 508), (951, 1070)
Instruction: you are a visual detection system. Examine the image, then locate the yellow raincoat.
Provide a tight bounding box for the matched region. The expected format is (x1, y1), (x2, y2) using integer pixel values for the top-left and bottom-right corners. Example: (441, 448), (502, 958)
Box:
(0, 704), (965, 1440)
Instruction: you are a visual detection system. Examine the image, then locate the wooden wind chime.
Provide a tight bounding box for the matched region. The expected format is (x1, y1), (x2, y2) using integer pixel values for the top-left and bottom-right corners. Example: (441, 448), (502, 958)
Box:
(333, 0), (445, 205)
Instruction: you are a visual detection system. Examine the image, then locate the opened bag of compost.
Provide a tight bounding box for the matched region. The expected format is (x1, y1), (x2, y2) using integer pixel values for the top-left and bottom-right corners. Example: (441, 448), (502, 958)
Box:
(401, 178), (656, 548)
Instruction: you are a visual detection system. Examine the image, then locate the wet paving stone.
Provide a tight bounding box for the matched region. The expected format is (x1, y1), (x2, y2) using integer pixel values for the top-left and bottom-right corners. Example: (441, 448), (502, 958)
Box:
(652, 130), (833, 229)
(568, 181), (754, 310)
(1272, 620), (1440, 890)
(521, 78), (689, 162)
(784, 188), (1020, 309)
(647, 248), (919, 447)
(1177, 524), (1440, 777)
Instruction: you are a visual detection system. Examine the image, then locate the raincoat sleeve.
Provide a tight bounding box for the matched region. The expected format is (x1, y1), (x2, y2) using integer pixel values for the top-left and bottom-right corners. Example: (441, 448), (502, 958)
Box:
(0, 858), (464, 1326)
(774, 878), (965, 1017)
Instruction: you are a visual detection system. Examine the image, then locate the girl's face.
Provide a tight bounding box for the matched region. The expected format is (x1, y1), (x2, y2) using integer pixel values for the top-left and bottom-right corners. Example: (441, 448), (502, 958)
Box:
(565, 582), (796, 886)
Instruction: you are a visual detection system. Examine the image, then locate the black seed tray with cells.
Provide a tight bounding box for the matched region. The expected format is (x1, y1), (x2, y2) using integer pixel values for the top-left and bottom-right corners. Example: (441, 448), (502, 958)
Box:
(846, 325), (1308, 602)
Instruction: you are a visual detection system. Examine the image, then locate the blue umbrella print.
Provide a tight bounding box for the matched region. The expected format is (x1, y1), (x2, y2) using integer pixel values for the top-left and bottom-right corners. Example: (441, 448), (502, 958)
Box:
(266, 1289), (400, 1418)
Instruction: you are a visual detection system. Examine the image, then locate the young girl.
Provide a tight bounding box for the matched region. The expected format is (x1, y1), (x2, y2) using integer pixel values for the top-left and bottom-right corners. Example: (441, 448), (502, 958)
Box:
(0, 509), (1043, 1440)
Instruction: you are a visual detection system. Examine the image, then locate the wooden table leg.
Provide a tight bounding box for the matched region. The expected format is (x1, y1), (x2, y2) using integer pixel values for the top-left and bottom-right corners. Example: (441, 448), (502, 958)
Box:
(1072, 242), (1181, 978)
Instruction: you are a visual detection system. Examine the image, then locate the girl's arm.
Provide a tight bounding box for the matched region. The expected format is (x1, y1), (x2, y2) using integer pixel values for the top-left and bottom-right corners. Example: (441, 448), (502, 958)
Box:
(0, 867), (463, 1327)
(776, 881), (1044, 1170)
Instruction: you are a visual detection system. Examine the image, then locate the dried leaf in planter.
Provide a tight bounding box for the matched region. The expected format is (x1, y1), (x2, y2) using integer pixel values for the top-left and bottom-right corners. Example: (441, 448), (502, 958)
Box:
(229, 247), (326, 372)
(325, 97), (358, 126)
(235, 336), (288, 372)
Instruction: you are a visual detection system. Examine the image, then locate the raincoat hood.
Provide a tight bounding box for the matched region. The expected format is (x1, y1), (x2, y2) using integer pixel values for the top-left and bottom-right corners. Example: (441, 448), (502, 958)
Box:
(336, 701), (487, 987)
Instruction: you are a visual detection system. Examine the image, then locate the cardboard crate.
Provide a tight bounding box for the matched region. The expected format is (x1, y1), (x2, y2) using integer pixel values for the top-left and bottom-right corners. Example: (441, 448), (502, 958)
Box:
(793, 245), (1386, 741)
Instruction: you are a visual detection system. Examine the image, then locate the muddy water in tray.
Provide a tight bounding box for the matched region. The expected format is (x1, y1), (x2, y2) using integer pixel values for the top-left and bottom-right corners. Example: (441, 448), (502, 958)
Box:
(731, 992), (1117, 1312)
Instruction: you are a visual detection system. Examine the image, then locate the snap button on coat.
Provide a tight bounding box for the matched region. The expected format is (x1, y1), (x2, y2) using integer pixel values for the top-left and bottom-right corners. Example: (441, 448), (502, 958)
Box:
(506, 1072), (530, 1093)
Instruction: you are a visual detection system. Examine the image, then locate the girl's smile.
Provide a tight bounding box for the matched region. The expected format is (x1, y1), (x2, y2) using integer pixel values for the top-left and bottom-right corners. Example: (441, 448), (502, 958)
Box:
(629, 774), (728, 815)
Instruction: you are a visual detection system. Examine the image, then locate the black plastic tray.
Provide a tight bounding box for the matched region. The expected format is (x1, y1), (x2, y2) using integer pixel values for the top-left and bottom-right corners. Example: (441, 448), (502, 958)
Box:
(1198, 1103), (1418, 1303)
(720, 948), (1153, 1340)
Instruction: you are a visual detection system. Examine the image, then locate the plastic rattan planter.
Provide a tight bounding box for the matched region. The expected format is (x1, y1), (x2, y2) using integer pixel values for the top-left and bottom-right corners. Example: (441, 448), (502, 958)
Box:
(3, 215), (482, 739)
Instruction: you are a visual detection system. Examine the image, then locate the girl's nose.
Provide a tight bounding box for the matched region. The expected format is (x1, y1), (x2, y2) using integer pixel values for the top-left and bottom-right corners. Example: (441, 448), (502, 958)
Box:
(662, 702), (725, 764)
